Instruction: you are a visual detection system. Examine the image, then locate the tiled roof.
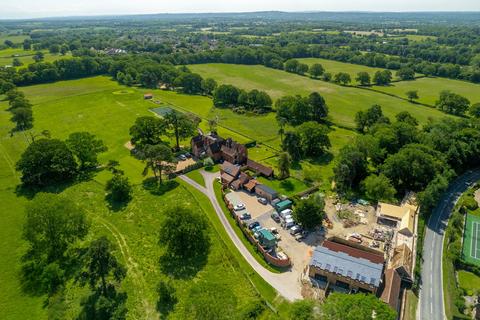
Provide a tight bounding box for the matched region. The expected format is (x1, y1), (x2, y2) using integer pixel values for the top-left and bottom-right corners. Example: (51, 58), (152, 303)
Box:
(221, 161), (240, 177)
(247, 159), (274, 176)
(221, 173), (235, 183)
(310, 243), (384, 288)
(380, 269), (402, 311)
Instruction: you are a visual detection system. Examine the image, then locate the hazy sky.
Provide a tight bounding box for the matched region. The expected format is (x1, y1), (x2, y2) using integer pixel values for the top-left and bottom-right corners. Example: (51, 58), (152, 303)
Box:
(1, 0), (480, 19)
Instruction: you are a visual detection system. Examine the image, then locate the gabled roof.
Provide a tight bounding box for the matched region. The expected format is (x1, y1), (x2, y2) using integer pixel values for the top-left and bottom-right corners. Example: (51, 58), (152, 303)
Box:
(255, 184), (278, 196)
(390, 244), (412, 277)
(244, 179), (258, 192)
(221, 173), (235, 184)
(323, 240), (385, 265)
(310, 243), (384, 288)
(221, 161), (240, 177)
(378, 202), (411, 220)
(380, 269), (402, 311)
(247, 159), (274, 177)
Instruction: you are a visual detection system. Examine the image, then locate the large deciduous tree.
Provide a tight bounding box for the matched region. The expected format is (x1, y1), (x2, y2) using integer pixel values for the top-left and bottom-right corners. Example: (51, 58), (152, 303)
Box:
(293, 195), (325, 230)
(277, 152), (291, 179)
(164, 111), (198, 150)
(362, 174), (396, 202)
(309, 63), (324, 79)
(129, 116), (165, 148)
(66, 132), (107, 169)
(435, 90), (470, 115)
(158, 205), (210, 258)
(16, 138), (77, 186)
(24, 193), (89, 263)
(355, 104), (390, 133)
(80, 237), (126, 296)
(356, 72), (371, 86)
(138, 144), (176, 185)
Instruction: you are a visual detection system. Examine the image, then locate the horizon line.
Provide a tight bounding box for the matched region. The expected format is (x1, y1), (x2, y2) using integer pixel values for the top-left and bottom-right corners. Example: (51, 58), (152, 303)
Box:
(1, 9), (480, 21)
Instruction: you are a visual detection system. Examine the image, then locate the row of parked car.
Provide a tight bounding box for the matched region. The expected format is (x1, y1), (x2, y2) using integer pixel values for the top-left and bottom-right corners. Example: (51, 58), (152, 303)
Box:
(177, 152), (192, 161)
(270, 209), (306, 242)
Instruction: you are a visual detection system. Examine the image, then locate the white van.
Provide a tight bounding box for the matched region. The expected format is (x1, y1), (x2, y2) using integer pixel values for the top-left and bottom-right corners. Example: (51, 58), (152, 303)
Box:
(283, 218), (295, 229)
(280, 209), (293, 219)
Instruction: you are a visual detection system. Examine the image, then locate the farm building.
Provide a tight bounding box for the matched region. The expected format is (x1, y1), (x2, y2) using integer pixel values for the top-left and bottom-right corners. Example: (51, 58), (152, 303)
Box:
(220, 161), (241, 186)
(376, 202), (417, 237)
(255, 184), (278, 203)
(380, 269), (402, 313)
(244, 179), (259, 193)
(309, 239), (385, 294)
(247, 159), (274, 177)
(389, 244), (413, 282)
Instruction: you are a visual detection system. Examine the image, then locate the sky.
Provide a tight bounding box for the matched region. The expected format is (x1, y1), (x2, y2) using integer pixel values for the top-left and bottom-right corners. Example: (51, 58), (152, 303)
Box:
(1, 0), (480, 19)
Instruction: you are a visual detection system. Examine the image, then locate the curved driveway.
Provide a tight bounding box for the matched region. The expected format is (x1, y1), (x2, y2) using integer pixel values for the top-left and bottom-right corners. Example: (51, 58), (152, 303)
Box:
(419, 169), (480, 320)
(179, 170), (302, 301)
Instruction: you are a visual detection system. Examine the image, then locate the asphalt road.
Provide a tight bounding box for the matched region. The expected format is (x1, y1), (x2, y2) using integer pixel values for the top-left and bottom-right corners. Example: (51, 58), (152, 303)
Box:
(419, 169), (480, 320)
(179, 170), (303, 301)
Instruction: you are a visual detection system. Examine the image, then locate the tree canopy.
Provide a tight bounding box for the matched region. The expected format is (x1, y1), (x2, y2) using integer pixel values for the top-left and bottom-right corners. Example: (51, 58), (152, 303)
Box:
(16, 138), (77, 186)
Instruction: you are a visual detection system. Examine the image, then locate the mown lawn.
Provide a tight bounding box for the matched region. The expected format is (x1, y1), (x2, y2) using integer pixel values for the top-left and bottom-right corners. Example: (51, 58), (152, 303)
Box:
(185, 169), (206, 187)
(371, 76), (480, 106)
(189, 63), (450, 129)
(458, 270), (480, 296)
(1, 79), (282, 319)
(256, 176), (310, 197)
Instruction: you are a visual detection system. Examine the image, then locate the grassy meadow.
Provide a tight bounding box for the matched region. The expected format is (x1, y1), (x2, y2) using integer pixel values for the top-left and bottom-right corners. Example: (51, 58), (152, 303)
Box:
(189, 63), (449, 129)
(0, 77), (282, 319)
(0, 47), (70, 68)
(371, 76), (480, 106)
(297, 57), (408, 84)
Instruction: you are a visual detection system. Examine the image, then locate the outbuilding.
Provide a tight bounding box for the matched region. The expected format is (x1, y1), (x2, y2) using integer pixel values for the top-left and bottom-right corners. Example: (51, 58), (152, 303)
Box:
(275, 199), (293, 212)
(255, 184), (278, 203)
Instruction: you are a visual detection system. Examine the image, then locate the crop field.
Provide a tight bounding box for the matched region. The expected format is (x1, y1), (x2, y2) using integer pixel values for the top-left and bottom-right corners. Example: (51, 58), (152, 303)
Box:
(189, 63), (450, 128)
(0, 77), (277, 319)
(371, 76), (480, 106)
(297, 57), (407, 84)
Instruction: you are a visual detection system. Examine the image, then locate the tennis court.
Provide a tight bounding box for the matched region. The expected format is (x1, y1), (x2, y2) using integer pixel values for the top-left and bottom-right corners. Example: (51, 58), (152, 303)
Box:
(462, 213), (480, 266)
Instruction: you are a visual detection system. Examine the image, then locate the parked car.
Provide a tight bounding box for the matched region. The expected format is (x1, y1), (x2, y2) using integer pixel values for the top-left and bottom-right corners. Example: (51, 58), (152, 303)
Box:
(234, 203), (246, 211)
(253, 225), (263, 233)
(269, 227), (278, 234)
(271, 212), (281, 223)
(295, 233), (305, 242)
(257, 197), (268, 205)
(178, 154), (187, 161)
(248, 221), (260, 230)
(283, 218), (295, 229)
(240, 212), (251, 220)
(185, 152), (192, 158)
(280, 209), (293, 219)
(290, 225), (302, 235)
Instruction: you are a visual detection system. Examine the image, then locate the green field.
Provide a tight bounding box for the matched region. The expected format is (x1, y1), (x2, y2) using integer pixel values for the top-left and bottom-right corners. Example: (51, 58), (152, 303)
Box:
(189, 63), (450, 129)
(458, 270), (480, 296)
(372, 77), (480, 106)
(0, 48), (70, 68)
(297, 57), (408, 84)
(0, 34), (29, 44)
(462, 213), (480, 267)
(0, 77), (283, 319)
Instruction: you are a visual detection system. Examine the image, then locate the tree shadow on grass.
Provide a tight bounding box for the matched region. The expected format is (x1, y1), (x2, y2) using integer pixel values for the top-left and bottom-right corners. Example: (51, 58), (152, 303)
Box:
(308, 151), (334, 166)
(279, 180), (295, 192)
(15, 168), (104, 200)
(142, 178), (179, 196)
(104, 194), (131, 212)
(77, 286), (128, 320)
(159, 250), (209, 280)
